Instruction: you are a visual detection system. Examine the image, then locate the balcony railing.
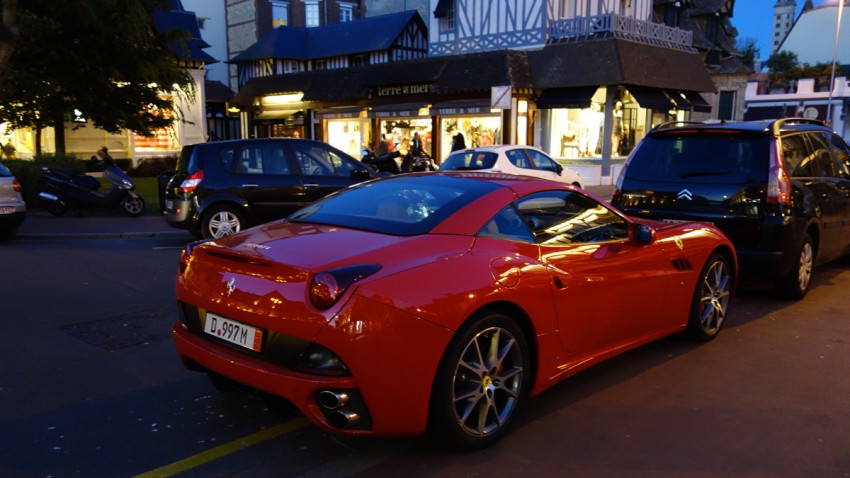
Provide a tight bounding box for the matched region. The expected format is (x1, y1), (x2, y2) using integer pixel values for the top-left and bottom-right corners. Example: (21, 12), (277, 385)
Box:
(548, 13), (694, 51)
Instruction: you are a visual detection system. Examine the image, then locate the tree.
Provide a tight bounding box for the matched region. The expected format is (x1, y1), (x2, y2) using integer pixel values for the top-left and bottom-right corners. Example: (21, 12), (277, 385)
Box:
(0, 0), (18, 83)
(765, 50), (799, 76)
(735, 37), (760, 70)
(0, 0), (194, 156)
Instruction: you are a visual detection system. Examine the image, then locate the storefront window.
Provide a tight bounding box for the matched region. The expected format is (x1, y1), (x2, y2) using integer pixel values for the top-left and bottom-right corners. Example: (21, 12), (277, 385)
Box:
(377, 118), (431, 155)
(327, 119), (369, 158)
(440, 115), (501, 159)
(541, 88), (684, 159)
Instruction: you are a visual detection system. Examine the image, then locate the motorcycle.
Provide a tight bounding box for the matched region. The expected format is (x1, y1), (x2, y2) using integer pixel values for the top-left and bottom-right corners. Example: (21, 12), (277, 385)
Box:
(361, 147), (435, 174)
(361, 148), (402, 174)
(39, 156), (145, 217)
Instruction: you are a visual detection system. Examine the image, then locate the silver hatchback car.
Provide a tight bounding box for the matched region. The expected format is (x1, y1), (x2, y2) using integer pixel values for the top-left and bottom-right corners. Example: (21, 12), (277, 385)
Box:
(0, 162), (26, 241)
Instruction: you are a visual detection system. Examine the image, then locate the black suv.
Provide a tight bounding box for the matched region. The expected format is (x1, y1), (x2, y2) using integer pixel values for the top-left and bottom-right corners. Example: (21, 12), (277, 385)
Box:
(163, 138), (378, 238)
(612, 118), (850, 299)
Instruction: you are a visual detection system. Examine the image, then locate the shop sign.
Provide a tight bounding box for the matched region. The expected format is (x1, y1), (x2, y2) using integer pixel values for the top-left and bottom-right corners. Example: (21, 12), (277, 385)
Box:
(372, 109), (422, 118)
(375, 84), (431, 97)
(491, 86), (512, 110)
(320, 111), (362, 119)
(431, 104), (491, 116)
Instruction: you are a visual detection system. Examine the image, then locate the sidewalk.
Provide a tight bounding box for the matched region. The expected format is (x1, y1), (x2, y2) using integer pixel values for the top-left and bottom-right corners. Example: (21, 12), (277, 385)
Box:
(14, 185), (615, 240)
(16, 209), (194, 240)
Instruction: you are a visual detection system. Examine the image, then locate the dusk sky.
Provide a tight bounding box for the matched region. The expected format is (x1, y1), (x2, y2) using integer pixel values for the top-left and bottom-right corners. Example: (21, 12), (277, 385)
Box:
(732, 1), (808, 62)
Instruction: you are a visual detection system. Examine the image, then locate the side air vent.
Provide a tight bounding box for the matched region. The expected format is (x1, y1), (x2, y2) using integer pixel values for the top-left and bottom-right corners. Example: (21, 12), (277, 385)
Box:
(671, 258), (693, 271)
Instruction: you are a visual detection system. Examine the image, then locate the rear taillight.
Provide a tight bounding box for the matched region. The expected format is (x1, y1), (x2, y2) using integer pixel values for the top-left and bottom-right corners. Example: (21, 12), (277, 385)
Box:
(179, 170), (204, 193)
(309, 264), (381, 309)
(766, 138), (791, 205)
(12, 179), (21, 193)
(179, 240), (210, 275)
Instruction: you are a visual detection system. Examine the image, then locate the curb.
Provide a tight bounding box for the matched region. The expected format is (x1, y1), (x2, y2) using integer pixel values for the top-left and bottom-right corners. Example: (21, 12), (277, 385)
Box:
(15, 230), (194, 240)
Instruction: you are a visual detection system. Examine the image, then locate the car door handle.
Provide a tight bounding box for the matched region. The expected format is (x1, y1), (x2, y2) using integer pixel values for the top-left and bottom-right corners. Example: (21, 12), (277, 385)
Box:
(242, 183), (260, 188)
(304, 183), (319, 189)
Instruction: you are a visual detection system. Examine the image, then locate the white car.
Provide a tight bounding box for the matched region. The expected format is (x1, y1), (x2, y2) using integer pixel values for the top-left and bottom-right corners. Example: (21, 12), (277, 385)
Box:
(439, 145), (583, 188)
(0, 162), (26, 241)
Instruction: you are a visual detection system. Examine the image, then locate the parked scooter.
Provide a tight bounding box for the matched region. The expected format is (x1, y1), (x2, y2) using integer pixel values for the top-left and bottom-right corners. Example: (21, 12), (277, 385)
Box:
(39, 152), (145, 217)
(400, 148), (436, 173)
(361, 148), (402, 174)
(361, 147), (435, 174)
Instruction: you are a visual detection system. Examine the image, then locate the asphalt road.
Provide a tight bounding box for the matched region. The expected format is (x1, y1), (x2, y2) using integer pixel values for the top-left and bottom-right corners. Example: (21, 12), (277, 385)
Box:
(0, 236), (848, 477)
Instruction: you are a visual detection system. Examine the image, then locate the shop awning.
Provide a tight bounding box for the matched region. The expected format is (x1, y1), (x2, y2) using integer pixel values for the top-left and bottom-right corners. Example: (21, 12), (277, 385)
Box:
(674, 90), (712, 113)
(369, 103), (429, 118)
(316, 107), (364, 119)
(430, 100), (494, 116)
(535, 86), (599, 109)
(627, 85), (675, 111)
(255, 109), (302, 120)
(685, 91), (711, 112)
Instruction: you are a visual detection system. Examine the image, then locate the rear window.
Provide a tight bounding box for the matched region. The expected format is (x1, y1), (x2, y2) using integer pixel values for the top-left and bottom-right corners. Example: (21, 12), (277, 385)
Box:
(289, 174), (500, 235)
(0, 163), (11, 177)
(440, 151), (498, 171)
(627, 131), (769, 183)
(176, 145), (200, 175)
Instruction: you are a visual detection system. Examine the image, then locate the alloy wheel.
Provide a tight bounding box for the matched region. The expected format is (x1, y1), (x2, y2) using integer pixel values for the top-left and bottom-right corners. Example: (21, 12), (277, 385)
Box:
(208, 210), (241, 238)
(451, 326), (524, 438)
(697, 258), (732, 336)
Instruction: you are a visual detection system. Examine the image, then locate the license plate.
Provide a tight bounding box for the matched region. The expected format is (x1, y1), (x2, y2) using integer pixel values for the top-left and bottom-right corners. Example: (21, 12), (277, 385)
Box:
(204, 312), (263, 352)
(165, 199), (173, 210)
(0, 206), (14, 214)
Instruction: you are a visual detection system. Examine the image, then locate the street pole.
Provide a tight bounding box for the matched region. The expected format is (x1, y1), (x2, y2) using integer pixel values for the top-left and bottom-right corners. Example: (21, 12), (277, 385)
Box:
(826, 0), (845, 127)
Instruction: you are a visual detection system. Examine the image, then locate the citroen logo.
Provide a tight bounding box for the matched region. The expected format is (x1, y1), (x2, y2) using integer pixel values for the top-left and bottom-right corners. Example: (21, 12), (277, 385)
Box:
(225, 277), (236, 297)
(677, 189), (693, 200)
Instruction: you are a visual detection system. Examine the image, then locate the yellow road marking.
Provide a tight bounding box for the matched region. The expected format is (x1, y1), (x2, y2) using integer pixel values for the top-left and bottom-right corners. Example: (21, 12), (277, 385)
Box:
(134, 418), (310, 478)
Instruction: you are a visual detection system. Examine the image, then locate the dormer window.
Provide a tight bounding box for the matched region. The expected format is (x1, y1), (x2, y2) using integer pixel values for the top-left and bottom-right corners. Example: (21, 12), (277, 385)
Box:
(435, 0), (456, 33)
(270, 1), (289, 27)
(339, 2), (354, 22)
(305, 1), (320, 27)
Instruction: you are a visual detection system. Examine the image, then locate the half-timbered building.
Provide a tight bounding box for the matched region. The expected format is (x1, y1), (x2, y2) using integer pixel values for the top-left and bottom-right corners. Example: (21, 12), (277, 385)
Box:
(230, 0), (718, 180)
(228, 10), (429, 146)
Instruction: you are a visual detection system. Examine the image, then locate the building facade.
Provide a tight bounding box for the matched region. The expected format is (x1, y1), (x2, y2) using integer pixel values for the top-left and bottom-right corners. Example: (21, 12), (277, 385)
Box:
(773, 0), (797, 54)
(746, 2), (850, 140)
(230, 0), (717, 183)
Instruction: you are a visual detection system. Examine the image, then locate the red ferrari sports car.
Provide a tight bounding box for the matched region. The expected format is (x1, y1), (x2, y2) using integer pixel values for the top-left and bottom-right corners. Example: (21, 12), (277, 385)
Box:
(172, 172), (736, 448)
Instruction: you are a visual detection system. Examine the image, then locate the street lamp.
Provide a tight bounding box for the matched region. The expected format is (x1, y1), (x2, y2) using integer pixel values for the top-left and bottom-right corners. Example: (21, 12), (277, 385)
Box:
(826, 0), (846, 127)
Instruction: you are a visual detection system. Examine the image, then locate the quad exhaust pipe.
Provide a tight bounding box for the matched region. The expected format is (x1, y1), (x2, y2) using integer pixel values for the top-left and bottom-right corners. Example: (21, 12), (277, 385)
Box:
(317, 390), (349, 409)
(317, 390), (361, 428)
(328, 410), (360, 428)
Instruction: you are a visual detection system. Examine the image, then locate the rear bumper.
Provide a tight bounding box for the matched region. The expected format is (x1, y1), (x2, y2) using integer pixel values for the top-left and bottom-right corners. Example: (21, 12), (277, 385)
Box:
(163, 198), (194, 230)
(0, 209), (26, 231)
(171, 293), (453, 436)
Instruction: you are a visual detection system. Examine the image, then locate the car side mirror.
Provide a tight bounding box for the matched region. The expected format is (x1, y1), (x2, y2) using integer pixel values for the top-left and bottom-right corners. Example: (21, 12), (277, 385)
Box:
(351, 169), (373, 180)
(631, 223), (655, 245)
(556, 163), (564, 176)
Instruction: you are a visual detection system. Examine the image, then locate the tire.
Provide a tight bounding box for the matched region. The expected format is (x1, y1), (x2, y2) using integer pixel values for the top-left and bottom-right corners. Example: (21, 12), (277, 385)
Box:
(45, 201), (68, 216)
(201, 204), (245, 239)
(121, 194), (145, 217)
(686, 252), (733, 341)
(776, 233), (814, 300)
(429, 310), (530, 449)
